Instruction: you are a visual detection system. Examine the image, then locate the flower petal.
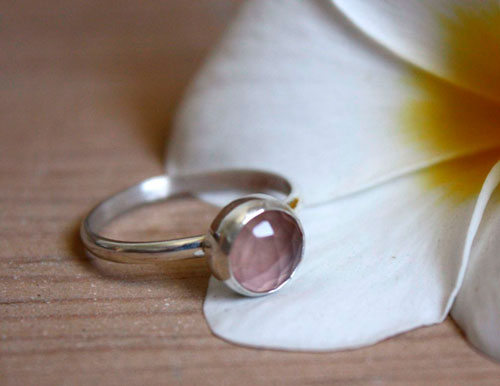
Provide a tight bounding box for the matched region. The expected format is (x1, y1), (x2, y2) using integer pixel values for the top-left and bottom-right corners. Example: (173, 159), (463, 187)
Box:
(203, 153), (499, 350)
(166, 0), (500, 352)
(451, 162), (500, 361)
(168, 0), (500, 205)
(333, 0), (500, 102)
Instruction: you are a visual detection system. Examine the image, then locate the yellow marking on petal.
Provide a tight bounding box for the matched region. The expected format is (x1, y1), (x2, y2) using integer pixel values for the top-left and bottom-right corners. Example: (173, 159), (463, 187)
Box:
(403, 4), (500, 199)
(423, 149), (500, 203)
(442, 3), (500, 103)
(288, 197), (299, 210)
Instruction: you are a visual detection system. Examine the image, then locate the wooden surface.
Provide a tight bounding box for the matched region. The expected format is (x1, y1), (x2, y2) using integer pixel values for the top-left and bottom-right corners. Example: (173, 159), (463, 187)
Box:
(1, 1), (500, 385)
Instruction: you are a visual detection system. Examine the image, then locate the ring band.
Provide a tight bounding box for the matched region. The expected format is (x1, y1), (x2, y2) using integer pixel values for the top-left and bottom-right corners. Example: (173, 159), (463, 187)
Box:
(80, 170), (304, 296)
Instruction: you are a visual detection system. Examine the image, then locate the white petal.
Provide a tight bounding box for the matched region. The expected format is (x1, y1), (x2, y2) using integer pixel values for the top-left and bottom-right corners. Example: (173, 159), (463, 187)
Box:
(166, 0), (500, 352)
(333, 0), (500, 102)
(204, 154), (499, 350)
(452, 162), (500, 361)
(168, 0), (500, 205)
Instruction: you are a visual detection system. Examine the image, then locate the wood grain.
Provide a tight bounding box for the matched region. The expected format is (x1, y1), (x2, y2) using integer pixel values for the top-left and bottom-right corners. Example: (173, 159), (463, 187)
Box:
(1, 1), (499, 385)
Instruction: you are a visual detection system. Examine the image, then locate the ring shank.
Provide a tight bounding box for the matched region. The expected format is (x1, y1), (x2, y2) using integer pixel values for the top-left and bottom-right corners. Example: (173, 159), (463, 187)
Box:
(81, 170), (297, 264)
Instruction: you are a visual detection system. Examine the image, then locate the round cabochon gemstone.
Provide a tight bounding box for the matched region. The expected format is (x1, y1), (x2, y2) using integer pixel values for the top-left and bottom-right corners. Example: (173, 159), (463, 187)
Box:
(229, 210), (303, 293)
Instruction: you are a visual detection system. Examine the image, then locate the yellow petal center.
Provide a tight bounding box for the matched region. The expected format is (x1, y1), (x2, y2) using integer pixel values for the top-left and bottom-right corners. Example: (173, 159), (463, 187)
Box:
(404, 3), (500, 200)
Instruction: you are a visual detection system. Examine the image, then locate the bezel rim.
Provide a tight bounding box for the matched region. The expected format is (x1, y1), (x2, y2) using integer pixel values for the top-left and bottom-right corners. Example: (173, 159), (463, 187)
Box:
(205, 194), (304, 297)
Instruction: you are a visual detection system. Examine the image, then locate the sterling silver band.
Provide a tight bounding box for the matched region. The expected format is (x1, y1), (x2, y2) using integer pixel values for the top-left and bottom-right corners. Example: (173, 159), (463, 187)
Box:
(80, 170), (299, 265)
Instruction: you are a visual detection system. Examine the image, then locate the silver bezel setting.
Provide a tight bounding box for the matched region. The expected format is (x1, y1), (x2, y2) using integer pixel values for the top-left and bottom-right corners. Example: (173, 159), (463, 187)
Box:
(204, 194), (304, 297)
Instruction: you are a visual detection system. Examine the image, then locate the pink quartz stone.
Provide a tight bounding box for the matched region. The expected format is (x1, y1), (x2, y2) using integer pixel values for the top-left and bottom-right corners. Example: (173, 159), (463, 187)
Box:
(229, 210), (303, 293)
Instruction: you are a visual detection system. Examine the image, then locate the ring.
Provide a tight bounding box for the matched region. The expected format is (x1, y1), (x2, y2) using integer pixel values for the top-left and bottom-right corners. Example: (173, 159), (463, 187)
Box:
(80, 170), (304, 297)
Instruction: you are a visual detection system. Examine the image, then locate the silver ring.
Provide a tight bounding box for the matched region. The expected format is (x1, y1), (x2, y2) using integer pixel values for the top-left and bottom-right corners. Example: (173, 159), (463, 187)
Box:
(80, 170), (304, 297)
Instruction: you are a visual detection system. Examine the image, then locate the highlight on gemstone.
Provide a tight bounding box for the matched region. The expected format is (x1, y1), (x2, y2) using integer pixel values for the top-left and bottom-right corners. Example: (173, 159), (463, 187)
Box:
(228, 210), (303, 293)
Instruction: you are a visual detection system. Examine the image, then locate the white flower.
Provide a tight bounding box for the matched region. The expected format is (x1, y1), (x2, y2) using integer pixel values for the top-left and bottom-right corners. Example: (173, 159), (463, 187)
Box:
(167, 0), (500, 359)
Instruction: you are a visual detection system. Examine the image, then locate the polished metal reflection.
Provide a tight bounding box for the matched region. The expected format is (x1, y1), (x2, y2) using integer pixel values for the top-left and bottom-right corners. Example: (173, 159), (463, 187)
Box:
(80, 169), (302, 296)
